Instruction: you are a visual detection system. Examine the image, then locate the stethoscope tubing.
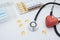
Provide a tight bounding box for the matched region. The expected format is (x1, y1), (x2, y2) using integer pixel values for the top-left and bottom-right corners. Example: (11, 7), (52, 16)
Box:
(34, 2), (60, 21)
(34, 2), (60, 37)
(54, 21), (60, 37)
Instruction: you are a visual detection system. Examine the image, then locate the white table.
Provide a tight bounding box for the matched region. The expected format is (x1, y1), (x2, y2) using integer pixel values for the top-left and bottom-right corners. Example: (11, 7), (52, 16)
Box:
(0, 0), (60, 40)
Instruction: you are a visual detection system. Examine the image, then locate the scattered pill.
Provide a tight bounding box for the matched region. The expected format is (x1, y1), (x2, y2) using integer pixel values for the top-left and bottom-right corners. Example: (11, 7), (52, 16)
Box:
(42, 29), (46, 35)
(20, 31), (25, 36)
(18, 23), (23, 27)
(25, 19), (29, 23)
(16, 19), (21, 23)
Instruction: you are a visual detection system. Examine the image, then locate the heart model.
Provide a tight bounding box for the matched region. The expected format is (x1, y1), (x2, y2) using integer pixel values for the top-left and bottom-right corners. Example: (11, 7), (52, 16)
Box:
(45, 15), (58, 28)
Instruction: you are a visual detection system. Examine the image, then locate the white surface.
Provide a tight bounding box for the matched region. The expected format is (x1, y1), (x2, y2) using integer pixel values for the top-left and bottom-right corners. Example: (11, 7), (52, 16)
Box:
(0, 0), (60, 40)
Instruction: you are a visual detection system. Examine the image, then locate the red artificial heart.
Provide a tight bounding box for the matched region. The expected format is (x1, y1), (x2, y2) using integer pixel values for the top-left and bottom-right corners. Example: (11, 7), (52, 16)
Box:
(45, 15), (58, 28)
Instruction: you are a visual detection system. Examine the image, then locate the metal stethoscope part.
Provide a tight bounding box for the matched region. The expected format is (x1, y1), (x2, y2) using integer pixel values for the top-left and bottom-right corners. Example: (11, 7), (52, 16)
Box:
(28, 21), (39, 32)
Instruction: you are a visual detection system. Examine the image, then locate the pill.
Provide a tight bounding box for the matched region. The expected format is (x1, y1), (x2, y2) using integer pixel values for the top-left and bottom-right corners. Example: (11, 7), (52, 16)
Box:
(16, 19), (21, 23)
(20, 31), (25, 36)
(18, 23), (23, 27)
(25, 19), (29, 23)
(42, 29), (46, 35)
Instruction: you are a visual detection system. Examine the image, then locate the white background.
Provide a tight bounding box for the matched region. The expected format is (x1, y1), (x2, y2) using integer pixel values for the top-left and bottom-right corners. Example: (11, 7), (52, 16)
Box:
(0, 0), (60, 40)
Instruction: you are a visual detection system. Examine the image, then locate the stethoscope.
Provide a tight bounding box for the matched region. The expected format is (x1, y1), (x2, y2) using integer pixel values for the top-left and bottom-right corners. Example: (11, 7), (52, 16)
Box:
(29, 2), (60, 37)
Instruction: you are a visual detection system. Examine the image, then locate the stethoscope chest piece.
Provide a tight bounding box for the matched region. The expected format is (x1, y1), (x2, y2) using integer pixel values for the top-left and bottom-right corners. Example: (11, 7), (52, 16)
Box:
(28, 21), (39, 32)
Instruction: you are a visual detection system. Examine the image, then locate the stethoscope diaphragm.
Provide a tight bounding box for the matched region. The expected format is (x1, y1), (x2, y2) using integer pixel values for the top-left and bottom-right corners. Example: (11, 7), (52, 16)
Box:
(28, 21), (39, 32)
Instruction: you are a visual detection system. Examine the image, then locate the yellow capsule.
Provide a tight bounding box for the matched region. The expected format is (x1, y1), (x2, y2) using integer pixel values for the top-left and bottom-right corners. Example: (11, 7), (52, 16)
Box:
(25, 19), (29, 23)
(20, 31), (25, 36)
(16, 19), (21, 23)
(18, 23), (23, 27)
(42, 29), (46, 35)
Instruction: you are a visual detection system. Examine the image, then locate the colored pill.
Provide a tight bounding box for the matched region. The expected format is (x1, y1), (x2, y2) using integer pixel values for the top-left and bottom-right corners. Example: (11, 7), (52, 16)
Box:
(25, 19), (29, 23)
(16, 19), (21, 23)
(18, 23), (23, 27)
(20, 31), (25, 36)
(42, 29), (46, 35)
